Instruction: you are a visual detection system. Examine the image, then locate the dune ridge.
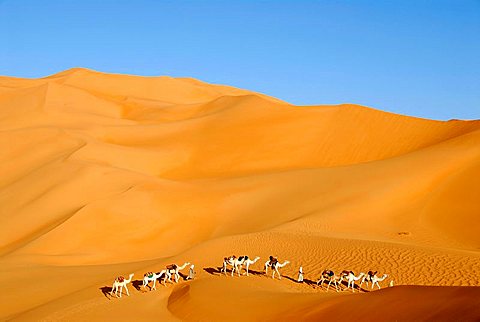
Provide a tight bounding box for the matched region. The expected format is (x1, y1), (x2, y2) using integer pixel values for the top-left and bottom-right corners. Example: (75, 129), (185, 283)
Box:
(0, 69), (479, 321)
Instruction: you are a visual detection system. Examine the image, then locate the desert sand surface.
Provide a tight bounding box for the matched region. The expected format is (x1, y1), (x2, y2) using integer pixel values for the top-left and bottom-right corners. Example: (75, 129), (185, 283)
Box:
(0, 68), (479, 321)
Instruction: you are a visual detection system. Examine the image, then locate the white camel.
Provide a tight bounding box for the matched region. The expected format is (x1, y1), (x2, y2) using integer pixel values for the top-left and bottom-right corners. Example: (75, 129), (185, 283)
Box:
(221, 255), (237, 276)
(164, 262), (190, 283)
(371, 274), (388, 289)
(316, 270), (340, 292)
(238, 256), (261, 276)
(264, 256), (290, 279)
(339, 270), (365, 292)
(110, 273), (134, 298)
(359, 271), (389, 290)
(142, 270), (167, 291)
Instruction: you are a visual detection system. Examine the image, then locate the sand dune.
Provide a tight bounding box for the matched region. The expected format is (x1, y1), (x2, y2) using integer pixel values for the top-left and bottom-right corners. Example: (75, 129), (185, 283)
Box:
(0, 68), (479, 321)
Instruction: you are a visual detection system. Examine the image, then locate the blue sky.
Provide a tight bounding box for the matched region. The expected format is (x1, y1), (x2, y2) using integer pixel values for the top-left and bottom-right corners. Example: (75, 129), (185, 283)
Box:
(0, 0), (479, 120)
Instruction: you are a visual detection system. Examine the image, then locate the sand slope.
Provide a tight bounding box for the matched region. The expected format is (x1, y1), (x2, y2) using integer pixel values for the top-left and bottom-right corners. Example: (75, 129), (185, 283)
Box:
(0, 68), (479, 321)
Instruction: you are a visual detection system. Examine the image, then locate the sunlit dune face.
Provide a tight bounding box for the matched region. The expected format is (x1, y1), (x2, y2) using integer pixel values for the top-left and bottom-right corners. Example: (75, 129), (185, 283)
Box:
(1, 69), (479, 321)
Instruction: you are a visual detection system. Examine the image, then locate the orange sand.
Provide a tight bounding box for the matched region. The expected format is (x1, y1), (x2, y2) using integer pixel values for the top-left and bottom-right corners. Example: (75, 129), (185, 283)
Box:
(0, 68), (479, 321)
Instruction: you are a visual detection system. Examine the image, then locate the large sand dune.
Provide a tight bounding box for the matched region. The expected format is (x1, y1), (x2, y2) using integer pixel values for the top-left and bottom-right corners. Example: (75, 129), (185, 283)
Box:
(0, 68), (479, 321)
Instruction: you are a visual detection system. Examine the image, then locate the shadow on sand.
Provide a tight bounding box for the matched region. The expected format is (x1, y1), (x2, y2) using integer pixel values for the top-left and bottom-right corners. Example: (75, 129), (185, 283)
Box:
(100, 286), (113, 300)
(132, 279), (144, 292)
(203, 267), (223, 276)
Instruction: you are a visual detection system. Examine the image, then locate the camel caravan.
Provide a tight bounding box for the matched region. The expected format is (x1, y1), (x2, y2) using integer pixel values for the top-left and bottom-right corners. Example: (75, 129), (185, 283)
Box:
(109, 256), (393, 298)
(316, 269), (392, 292)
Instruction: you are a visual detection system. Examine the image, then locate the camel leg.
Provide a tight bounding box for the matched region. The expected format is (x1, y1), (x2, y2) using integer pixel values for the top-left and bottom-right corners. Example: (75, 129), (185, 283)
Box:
(152, 279), (156, 290)
(245, 263), (249, 276)
(276, 268), (281, 280)
(334, 280), (339, 292)
(119, 285), (123, 298)
(124, 285), (130, 296)
(110, 284), (115, 296)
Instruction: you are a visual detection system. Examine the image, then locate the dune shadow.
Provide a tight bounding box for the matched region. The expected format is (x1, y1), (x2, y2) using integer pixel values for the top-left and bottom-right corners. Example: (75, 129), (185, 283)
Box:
(203, 267), (223, 276)
(100, 286), (113, 300)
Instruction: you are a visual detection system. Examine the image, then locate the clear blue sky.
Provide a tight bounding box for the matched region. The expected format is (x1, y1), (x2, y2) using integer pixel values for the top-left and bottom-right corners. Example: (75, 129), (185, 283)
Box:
(1, 0), (479, 120)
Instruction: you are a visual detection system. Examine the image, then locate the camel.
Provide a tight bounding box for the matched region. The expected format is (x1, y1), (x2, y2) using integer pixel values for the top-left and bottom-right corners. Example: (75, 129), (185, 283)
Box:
(316, 270), (340, 292)
(264, 256), (290, 279)
(241, 256), (260, 276)
(359, 270), (377, 289)
(371, 274), (388, 289)
(360, 271), (388, 290)
(164, 262), (190, 283)
(221, 255), (237, 276)
(235, 256), (261, 276)
(142, 270), (167, 291)
(339, 270), (365, 292)
(221, 255), (261, 277)
(110, 273), (134, 298)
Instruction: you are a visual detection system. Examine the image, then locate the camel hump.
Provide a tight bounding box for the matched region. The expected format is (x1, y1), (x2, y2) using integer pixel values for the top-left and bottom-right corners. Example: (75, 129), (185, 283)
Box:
(145, 272), (154, 277)
(368, 270), (377, 276)
(117, 276), (125, 282)
(167, 264), (177, 270)
(326, 270), (334, 276)
(238, 256), (244, 261)
(245, 255), (249, 260)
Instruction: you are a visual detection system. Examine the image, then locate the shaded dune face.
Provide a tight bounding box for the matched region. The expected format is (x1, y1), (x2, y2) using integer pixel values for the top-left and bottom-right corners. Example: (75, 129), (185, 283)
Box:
(0, 68), (479, 321)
